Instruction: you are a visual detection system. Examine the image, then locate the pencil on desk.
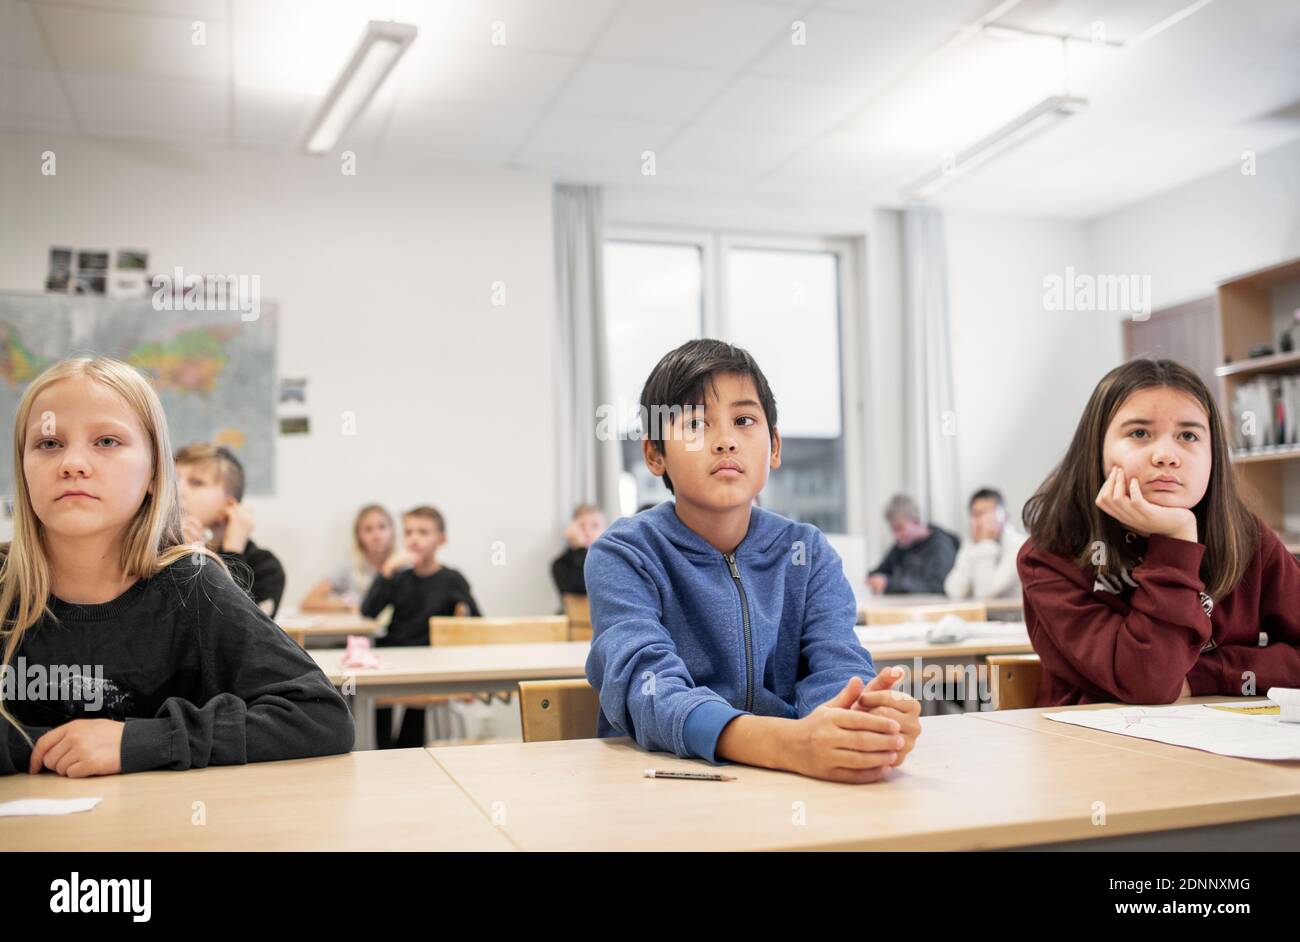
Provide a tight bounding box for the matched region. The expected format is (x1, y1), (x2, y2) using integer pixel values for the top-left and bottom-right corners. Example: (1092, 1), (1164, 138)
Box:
(644, 769), (736, 781)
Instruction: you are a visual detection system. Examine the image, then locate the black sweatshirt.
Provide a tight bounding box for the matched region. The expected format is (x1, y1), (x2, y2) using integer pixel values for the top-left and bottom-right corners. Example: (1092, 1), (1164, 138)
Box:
(1, 555), (354, 776)
(869, 526), (961, 594)
(551, 546), (589, 596)
(361, 566), (481, 647)
(219, 538), (286, 617)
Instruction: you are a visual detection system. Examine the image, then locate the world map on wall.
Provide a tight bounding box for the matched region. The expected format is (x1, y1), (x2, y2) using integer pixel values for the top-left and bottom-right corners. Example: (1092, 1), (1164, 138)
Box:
(0, 294), (277, 495)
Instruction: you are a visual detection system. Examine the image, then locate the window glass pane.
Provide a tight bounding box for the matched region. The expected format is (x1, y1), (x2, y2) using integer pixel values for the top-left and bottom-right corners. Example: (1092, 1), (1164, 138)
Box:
(727, 247), (846, 533)
(603, 241), (703, 512)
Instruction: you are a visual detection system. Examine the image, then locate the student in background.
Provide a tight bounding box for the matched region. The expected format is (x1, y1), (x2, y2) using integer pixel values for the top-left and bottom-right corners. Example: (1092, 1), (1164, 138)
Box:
(300, 504), (395, 613)
(176, 442), (286, 617)
(361, 505), (480, 748)
(945, 488), (1027, 600)
(867, 494), (959, 595)
(551, 503), (606, 598)
(586, 339), (921, 784)
(1019, 359), (1300, 706)
(0, 357), (352, 777)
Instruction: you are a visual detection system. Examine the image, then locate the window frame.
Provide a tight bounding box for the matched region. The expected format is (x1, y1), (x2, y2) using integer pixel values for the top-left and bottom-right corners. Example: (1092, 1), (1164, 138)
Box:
(604, 225), (866, 538)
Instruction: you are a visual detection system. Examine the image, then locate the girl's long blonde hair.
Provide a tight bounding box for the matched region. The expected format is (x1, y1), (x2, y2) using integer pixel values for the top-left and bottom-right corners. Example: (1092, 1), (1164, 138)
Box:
(1, 357), (225, 738)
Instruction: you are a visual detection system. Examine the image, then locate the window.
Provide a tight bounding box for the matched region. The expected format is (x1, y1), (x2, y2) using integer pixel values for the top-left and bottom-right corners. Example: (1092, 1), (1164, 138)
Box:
(603, 232), (854, 533)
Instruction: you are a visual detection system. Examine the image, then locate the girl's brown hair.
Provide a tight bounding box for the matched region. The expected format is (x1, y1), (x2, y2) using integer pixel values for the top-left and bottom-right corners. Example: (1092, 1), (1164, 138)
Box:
(1023, 358), (1258, 599)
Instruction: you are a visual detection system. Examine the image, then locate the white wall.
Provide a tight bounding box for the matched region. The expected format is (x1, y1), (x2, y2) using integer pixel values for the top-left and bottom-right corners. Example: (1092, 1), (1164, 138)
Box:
(1089, 136), (1300, 310)
(0, 132), (560, 616)
(945, 213), (1123, 532)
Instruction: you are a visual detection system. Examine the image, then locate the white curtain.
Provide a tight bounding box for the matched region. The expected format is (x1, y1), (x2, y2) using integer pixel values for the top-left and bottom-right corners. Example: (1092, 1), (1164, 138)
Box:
(901, 205), (962, 532)
(553, 184), (622, 526)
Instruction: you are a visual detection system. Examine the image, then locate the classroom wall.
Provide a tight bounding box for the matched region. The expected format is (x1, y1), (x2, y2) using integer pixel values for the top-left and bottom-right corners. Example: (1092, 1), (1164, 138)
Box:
(944, 212), (1124, 531)
(1089, 136), (1300, 311)
(0, 131), (561, 617)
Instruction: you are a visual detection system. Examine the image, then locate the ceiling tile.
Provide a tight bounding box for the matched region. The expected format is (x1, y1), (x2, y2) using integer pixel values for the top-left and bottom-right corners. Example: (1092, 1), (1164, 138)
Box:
(553, 59), (732, 122)
(380, 101), (536, 160)
(396, 45), (576, 108)
(660, 125), (805, 177)
(751, 8), (955, 92)
(66, 72), (228, 138)
(0, 65), (75, 127)
(694, 74), (862, 136)
(0, 0), (55, 69)
(36, 2), (230, 82)
(593, 0), (798, 70)
(390, 0), (620, 53)
(516, 112), (676, 164)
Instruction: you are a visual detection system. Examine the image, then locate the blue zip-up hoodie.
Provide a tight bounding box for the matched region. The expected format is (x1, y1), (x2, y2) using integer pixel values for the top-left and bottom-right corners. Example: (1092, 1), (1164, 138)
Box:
(584, 501), (876, 763)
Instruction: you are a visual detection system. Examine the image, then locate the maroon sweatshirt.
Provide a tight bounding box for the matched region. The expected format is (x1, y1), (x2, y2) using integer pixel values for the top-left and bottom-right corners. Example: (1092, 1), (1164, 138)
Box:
(1018, 519), (1300, 706)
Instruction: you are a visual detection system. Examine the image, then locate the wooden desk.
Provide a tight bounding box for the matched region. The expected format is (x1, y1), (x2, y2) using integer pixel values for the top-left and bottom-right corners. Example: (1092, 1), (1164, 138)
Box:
(313, 631), (1031, 744)
(0, 748), (513, 851)
(428, 711), (1300, 851)
(276, 612), (380, 647)
(860, 596), (1023, 623)
(312, 643), (590, 750)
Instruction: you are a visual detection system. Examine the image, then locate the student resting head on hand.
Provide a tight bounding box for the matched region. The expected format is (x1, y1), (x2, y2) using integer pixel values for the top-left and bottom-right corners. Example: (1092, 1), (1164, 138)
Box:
(1019, 358), (1300, 706)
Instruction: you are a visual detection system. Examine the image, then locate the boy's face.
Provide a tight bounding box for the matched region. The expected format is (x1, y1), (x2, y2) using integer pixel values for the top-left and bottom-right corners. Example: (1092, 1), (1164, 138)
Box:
(24, 376), (154, 542)
(176, 461), (232, 526)
(643, 372), (780, 513)
(573, 510), (605, 546)
(403, 515), (445, 561)
(969, 497), (1004, 539)
(1102, 386), (1212, 511)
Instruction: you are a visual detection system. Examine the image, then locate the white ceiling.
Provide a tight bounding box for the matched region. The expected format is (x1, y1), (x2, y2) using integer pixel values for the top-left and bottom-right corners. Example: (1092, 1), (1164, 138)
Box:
(2, 0), (1299, 219)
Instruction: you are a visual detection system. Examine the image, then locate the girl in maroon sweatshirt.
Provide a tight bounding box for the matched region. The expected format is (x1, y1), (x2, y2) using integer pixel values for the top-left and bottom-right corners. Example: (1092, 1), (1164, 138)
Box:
(1018, 358), (1300, 706)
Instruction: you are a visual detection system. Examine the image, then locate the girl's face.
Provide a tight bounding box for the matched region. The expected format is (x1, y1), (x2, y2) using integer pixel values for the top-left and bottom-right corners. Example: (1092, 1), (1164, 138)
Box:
(23, 376), (154, 542)
(1101, 386), (1212, 510)
(357, 510), (393, 557)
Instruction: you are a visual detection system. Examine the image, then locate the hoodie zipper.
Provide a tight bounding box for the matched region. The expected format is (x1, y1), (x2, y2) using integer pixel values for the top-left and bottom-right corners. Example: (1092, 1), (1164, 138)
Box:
(724, 552), (754, 713)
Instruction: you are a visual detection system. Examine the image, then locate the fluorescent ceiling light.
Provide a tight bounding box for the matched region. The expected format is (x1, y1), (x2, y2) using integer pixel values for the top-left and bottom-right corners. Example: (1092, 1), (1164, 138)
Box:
(901, 94), (1088, 201)
(304, 20), (416, 155)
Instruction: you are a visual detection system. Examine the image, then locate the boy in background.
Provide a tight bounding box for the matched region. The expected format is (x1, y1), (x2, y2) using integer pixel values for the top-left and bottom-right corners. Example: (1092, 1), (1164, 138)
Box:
(362, 505), (480, 747)
(176, 443), (285, 617)
(551, 503), (606, 598)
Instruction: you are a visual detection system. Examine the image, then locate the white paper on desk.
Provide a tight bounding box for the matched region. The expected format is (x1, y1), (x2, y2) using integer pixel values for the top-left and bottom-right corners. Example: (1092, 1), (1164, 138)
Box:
(0, 796), (103, 817)
(1044, 703), (1300, 760)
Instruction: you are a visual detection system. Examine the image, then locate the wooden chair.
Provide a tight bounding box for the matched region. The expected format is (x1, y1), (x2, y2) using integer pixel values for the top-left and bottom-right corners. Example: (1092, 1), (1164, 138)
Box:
(986, 654), (1042, 711)
(562, 593), (592, 641)
(377, 608), (566, 742)
(518, 679), (600, 742)
(864, 601), (987, 626)
(428, 615), (568, 646)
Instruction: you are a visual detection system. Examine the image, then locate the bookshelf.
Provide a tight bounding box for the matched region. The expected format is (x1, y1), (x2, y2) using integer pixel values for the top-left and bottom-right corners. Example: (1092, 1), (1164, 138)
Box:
(1213, 257), (1300, 545)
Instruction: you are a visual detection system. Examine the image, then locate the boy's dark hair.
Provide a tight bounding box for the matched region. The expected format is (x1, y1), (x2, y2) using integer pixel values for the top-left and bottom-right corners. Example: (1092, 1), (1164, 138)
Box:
(640, 339), (778, 495)
(969, 487), (1004, 508)
(404, 505), (446, 533)
(175, 442), (246, 502)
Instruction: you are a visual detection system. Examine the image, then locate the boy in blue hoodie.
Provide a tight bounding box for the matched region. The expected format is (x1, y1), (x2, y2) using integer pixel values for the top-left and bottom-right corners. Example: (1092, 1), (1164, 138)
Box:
(585, 339), (921, 784)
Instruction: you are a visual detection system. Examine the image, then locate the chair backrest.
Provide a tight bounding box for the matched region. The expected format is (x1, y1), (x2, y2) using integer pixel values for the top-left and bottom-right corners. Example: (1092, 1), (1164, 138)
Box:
(428, 615), (569, 646)
(986, 654), (1042, 711)
(562, 593), (592, 641)
(518, 679), (601, 742)
(864, 601), (987, 626)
